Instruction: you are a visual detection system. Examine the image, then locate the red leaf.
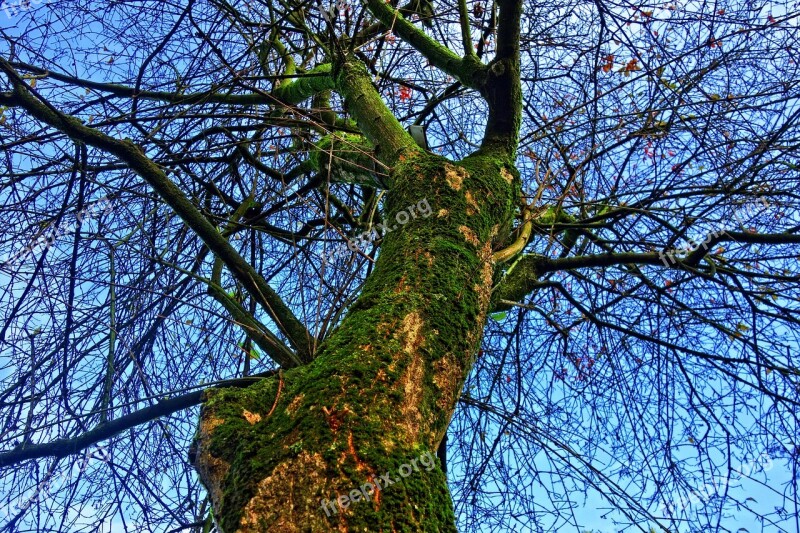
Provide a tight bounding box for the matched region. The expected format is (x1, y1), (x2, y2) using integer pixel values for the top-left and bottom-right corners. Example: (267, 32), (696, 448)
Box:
(601, 54), (614, 73)
(624, 58), (640, 72)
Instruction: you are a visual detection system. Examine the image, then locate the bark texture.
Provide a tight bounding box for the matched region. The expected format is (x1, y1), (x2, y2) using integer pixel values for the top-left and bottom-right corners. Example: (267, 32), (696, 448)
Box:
(192, 153), (518, 531)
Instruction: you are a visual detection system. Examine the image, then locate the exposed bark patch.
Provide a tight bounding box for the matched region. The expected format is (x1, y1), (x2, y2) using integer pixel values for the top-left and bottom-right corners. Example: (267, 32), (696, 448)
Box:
(206, 416), (225, 431)
(432, 354), (459, 423)
(465, 190), (480, 216)
(444, 165), (467, 190)
(342, 431), (376, 480)
(471, 241), (495, 329)
(398, 353), (425, 444)
(238, 451), (332, 533)
(194, 416), (229, 515)
(458, 225), (480, 247)
(396, 312), (425, 444)
(400, 311), (424, 355)
(285, 393), (304, 415)
(394, 274), (408, 294)
(500, 167), (514, 184)
(476, 240), (495, 309)
(373, 367), (388, 385)
(323, 405), (347, 433)
(465, 240), (496, 368)
(242, 410), (261, 425)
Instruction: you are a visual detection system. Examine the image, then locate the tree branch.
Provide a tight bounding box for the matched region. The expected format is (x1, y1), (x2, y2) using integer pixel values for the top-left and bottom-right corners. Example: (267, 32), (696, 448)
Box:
(0, 59), (315, 360)
(493, 230), (800, 309)
(360, 0), (487, 88)
(271, 63), (335, 105)
(206, 282), (303, 368)
(493, 205), (534, 263)
(475, 0), (523, 159)
(0, 374), (275, 468)
(457, 0), (475, 57)
(8, 61), (334, 107)
(334, 57), (421, 168)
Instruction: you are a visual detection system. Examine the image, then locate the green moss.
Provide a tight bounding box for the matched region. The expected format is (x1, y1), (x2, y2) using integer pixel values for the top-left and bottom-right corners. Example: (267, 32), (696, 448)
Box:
(334, 58), (421, 166)
(271, 63), (334, 105)
(361, 0), (488, 90)
(491, 254), (542, 311)
(535, 205), (575, 226)
(196, 153), (519, 532)
(533, 206), (578, 254)
(309, 132), (374, 174)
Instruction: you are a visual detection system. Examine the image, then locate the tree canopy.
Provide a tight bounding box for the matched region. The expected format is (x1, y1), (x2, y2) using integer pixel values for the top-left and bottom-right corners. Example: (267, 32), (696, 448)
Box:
(0, 0), (799, 531)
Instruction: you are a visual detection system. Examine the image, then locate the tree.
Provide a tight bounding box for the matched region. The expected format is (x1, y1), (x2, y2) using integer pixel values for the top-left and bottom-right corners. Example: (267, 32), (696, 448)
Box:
(0, 0), (798, 531)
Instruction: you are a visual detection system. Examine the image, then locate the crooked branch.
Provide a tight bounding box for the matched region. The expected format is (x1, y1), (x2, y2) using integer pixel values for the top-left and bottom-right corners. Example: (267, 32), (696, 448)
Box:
(0, 59), (315, 360)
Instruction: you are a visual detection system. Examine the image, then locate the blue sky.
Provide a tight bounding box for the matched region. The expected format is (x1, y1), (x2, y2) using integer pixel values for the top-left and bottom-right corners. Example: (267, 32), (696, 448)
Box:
(1, 0), (799, 531)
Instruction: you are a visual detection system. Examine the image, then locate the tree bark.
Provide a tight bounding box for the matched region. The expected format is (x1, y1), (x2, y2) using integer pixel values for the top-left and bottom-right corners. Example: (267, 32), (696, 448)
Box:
(192, 152), (518, 532)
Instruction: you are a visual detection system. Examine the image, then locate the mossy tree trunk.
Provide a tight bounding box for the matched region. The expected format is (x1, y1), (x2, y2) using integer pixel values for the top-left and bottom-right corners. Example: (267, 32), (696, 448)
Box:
(192, 153), (518, 531)
(192, 1), (524, 530)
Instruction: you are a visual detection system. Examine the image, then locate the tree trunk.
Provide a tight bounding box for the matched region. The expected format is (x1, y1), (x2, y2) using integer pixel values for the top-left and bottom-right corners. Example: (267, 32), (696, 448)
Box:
(192, 153), (518, 532)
